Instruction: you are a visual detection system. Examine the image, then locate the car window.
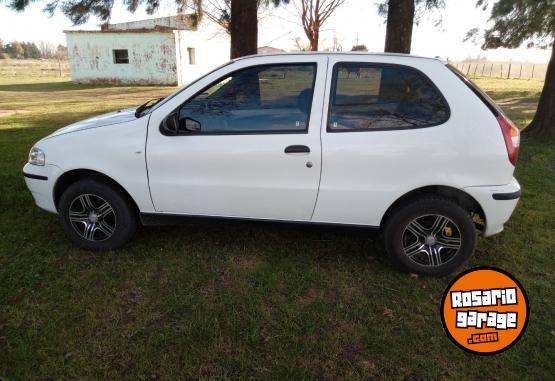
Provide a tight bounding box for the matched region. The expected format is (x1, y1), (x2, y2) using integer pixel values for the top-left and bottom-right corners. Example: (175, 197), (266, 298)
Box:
(177, 64), (316, 134)
(328, 63), (449, 131)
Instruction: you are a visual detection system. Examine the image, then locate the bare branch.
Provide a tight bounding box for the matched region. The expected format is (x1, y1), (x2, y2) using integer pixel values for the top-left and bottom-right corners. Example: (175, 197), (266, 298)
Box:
(297, 0), (346, 50)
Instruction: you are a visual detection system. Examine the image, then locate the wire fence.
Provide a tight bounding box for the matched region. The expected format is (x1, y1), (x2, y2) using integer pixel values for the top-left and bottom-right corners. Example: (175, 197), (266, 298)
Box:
(0, 58), (70, 80)
(448, 61), (547, 80)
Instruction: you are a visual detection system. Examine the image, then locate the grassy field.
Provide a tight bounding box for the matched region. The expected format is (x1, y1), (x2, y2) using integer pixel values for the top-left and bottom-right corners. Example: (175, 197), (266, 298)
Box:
(0, 65), (554, 380)
(0, 59), (71, 83)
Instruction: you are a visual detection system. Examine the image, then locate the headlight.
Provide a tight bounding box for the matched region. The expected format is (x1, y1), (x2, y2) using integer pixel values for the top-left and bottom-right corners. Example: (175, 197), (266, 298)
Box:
(28, 147), (45, 166)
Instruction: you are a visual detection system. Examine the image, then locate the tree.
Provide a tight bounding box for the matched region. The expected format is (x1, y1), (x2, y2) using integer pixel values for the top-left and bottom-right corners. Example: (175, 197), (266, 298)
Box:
(476, 0), (555, 140)
(0, 39), (6, 59)
(297, 0), (346, 51)
(229, 0), (258, 58)
(200, 1), (290, 58)
(220, 0), (294, 58)
(383, 0), (414, 53)
(351, 44), (368, 51)
(22, 42), (41, 59)
(5, 0), (289, 59)
(7, 41), (24, 59)
(378, 0), (444, 54)
(38, 41), (56, 59)
(56, 44), (69, 60)
(293, 36), (309, 51)
(228, 0), (290, 58)
(201, 0), (288, 35)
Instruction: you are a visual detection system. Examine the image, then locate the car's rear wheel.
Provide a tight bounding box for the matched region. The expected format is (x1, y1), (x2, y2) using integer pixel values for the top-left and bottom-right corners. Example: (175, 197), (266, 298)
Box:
(59, 179), (137, 250)
(384, 197), (477, 276)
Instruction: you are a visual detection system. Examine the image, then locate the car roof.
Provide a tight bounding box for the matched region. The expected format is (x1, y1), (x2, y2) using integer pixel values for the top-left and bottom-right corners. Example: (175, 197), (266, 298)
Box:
(232, 51), (446, 63)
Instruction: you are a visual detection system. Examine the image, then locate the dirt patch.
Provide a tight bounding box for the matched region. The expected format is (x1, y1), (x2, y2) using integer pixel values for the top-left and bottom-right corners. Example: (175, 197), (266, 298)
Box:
(230, 255), (261, 272)
(297, 287), (323, 306)
(0, 109), (30, 118)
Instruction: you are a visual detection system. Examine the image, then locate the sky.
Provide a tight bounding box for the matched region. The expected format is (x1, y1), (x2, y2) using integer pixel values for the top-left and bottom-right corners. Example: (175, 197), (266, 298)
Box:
(0, 0), (551, 63)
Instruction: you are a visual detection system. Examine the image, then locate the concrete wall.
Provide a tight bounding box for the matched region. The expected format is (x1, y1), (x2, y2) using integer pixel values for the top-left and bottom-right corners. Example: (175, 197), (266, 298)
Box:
(66, 32), (179, 85)
(175, 21), (231, 85)
(66, 20), (231, 86)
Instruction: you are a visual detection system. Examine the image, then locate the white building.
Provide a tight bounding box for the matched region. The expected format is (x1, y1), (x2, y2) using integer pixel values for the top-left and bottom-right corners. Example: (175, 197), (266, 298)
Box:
(65, 15), (230, 86)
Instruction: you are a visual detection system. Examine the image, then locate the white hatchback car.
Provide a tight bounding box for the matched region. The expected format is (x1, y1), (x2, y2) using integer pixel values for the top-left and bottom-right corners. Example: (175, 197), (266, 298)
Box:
(23, 53), (521, 275)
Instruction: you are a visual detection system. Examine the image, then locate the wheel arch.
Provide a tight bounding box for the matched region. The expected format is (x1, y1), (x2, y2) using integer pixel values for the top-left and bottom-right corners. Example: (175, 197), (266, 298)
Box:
(53, 169), (140, 215)
(380, 185), (486, 231)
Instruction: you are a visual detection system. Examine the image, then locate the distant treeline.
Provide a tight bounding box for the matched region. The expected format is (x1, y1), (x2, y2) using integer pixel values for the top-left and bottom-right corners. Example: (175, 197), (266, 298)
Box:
(0, 39), (68, 60)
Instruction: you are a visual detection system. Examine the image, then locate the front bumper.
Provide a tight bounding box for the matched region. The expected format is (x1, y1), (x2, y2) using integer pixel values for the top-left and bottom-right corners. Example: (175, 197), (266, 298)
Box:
(464, 177), (521, 237)
(23, 163), (62, 214)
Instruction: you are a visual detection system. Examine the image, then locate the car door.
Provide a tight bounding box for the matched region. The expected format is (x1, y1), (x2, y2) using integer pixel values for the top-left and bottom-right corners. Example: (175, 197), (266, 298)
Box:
(312, 57), (452, 226)
(146, 55), (328, 221)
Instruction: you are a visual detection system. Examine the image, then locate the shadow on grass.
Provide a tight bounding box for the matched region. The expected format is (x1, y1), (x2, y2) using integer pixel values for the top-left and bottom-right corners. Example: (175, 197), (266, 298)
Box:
(484, 89), (540, 103)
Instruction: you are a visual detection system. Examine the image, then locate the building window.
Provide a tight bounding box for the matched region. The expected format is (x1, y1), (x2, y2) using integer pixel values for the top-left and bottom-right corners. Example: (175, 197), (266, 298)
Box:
(187, 47), (196, 65)
(113, 49), (129, 64)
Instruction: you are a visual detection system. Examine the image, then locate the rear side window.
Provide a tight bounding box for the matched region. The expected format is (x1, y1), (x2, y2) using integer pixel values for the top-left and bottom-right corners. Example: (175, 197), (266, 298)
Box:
(328, 63), (449, 131)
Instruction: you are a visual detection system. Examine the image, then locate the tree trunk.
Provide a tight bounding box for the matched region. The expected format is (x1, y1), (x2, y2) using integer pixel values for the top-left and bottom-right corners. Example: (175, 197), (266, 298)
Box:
(525, 42), (555, 140)
(230, 0), (258, 59)
(384, 0), (415, 54)
(310, 26), (319, 51)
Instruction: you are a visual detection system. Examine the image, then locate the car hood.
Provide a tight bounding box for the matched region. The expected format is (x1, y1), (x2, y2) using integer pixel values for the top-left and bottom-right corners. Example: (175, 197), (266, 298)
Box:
(47, 108), (137, 138)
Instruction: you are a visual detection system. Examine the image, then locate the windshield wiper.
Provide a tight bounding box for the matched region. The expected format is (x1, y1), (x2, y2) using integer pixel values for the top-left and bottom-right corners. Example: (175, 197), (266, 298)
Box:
(135, 97), (164, 118)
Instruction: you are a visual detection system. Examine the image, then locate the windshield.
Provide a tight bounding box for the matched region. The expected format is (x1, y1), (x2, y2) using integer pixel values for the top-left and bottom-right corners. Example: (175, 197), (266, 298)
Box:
(145, 61), (233, 115)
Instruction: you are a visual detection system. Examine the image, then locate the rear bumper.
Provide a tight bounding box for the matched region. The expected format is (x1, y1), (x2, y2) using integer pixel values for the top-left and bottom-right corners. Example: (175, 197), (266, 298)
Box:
(23, 163), (62, 214)
(492, 189), (521, 200)
(464, 178), (521, 237)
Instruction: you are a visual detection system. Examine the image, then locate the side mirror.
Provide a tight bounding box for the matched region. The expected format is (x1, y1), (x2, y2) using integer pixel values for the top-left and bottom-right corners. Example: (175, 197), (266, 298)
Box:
(159, 112), (202, 135)
(159, 111), (179, 135)
(181, 117), (201, 133)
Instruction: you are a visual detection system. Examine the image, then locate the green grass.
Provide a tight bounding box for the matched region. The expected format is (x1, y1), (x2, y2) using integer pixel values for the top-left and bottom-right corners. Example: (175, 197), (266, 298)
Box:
(0, 70), (554, 380)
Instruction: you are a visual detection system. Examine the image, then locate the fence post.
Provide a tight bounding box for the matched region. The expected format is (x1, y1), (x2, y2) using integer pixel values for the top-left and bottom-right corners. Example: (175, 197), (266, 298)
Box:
(489, 63), (494, 77)
(507, 62), (512, 79)
(500, 64), (503, 78)
(466, 63), (471, 76)
(473, 64), (478, 76)
(531, 64), (535, 79)
(518, 63), (523, 79)
(481, 63), (486, 76)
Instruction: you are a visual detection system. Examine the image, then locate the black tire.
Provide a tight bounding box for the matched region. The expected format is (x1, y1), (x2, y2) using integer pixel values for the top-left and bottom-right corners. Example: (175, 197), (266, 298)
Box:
(58, 179), (137, 250)
(384, 196), (477, 276)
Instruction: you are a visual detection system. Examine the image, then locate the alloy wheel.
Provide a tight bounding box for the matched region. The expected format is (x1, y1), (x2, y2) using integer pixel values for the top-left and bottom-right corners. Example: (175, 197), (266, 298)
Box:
(402, 214), (462, 267)
(68, 194), (116, 242)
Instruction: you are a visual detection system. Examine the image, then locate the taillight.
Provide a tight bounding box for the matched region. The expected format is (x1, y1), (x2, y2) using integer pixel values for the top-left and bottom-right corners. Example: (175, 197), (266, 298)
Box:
(497, 115), (520, 166)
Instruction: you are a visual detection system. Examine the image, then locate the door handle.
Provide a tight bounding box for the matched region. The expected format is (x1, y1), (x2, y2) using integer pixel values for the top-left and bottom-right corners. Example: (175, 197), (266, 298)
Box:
(284, 145), (310, 154)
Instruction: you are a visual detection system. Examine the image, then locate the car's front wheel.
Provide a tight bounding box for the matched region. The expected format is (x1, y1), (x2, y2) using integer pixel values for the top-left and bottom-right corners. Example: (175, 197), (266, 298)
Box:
(384, 197), (477, 276)
(58, 179), (137, 250)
